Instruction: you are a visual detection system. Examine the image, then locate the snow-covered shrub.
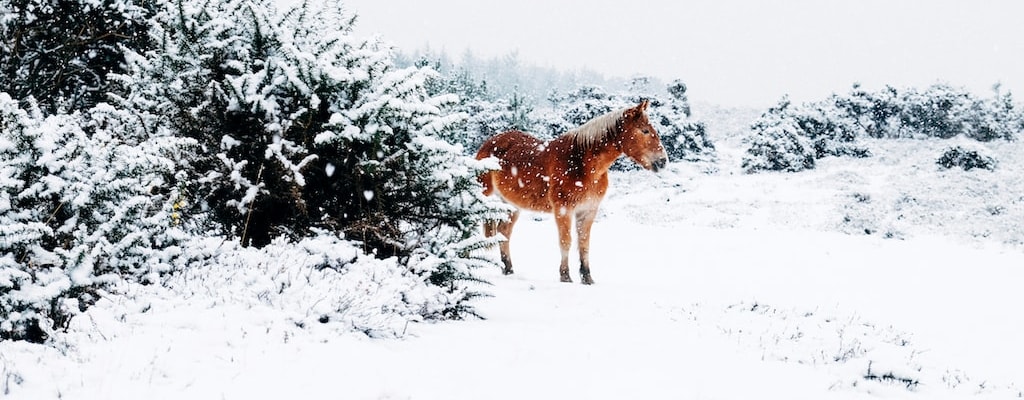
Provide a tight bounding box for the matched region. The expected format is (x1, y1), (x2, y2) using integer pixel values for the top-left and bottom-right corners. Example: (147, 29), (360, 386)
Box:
(652, 79), (715, 163)
(659, 120), (714, 162)
(894, 84), (972, 139)
(794, 99), (870, 159)
(666, 79), (692, 118)
(744, 97), (867, 173)
(115, 0), (504, 317)
(447, 96), (533, 152)
(0, 0), (157, 113)
(168, 232), (494, 337)
(936, 146), (997, 171)
(837, 83), (1023, 141)
(965, 87), (1023, 142)
(742, 99), (818, 173)
(541, 85), (619, 137)
(0, 94), (191, 343)
(746, 83), (1023, 173)
(420, 60), (534, 152)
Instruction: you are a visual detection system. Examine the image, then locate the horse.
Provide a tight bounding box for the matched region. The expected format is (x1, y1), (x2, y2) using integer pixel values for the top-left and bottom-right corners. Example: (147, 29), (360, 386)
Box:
(475, 99), (668, 284)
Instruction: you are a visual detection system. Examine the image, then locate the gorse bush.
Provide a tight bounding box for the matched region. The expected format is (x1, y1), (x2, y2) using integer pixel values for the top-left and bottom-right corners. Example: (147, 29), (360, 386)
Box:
(118, 0), (503, 256)
(744, 84), (1024, 173)
(2, 0), (507, 343)
(1, 95), (190, 342)
(841, 84), (1020, 141)
(0, 0), (191, 343)
(936, 146), (996, 171)
(0, 0), (158, 113)
(743, 96), (868, 173)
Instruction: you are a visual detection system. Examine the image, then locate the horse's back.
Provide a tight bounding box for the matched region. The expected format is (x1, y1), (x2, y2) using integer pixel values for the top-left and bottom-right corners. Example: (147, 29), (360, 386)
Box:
(475, 130), (553, 212)
(476, 130), (543, 160)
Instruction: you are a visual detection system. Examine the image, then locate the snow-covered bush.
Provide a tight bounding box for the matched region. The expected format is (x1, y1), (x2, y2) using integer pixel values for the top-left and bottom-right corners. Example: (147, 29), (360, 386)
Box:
(420, 59), (534, 152)
(745, 84), (1023, 173)
(167, 232), (493, 337)
(966, 86), (1023, 142)
(113, 0), (504, 317)
(744, 96), (869, 173)
(742, 98), (819, 173)
(119, 0), (499, 245)
(839, 83), (1023, 141)
(1, 94), (191, 343)
(0, 0), (157, 113)
(652, 81), (715, 162)
(936, 146), (997, 171)
(447, 95), (533, 151)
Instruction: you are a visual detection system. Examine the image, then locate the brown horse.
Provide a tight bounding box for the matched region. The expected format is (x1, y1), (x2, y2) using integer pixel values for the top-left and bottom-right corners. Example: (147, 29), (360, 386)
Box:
(475, 99), (667, 284)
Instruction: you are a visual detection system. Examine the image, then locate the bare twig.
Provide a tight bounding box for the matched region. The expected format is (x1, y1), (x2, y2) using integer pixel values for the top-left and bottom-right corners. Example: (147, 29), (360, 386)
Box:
(240, 163), (266, 246)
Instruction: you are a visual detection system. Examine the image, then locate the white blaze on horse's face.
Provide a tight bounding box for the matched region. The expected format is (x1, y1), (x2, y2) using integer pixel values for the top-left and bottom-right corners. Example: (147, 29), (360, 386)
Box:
(620, 100), (669, 172)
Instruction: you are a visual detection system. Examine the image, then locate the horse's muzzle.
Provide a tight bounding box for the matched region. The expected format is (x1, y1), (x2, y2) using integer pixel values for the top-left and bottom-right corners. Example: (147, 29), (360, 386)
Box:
(651, 157), (668, 172)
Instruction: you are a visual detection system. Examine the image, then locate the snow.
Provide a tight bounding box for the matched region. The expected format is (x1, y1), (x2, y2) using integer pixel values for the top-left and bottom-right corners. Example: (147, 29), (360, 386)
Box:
(2, 107), (1024, 399)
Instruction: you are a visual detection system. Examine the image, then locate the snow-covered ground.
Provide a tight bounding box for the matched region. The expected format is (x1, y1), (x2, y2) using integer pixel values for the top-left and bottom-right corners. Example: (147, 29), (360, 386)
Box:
(3, 106), (1023, 399)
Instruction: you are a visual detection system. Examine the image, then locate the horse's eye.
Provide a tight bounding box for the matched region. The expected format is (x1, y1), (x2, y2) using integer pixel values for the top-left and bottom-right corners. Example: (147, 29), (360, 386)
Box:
(642, 129), (650, 135)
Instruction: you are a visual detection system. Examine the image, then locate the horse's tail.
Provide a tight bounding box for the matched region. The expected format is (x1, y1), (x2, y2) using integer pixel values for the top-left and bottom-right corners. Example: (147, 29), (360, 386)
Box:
(475, 139), (498, 197)
(478, 169), (495, 197)
(475, 146), (498, 237)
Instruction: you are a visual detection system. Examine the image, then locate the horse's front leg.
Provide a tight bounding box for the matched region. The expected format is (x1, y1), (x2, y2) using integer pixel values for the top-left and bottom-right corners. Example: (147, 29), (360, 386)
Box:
(575, 208), (598, 285)
(555, 211), (573, 283)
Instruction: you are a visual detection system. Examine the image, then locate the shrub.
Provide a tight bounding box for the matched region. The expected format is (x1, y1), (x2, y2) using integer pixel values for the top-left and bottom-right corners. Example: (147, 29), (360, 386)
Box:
(1, 95), (190, 343)
(743, 95), (870, 173)
(742, 114), (816, 173)
(0, 0), (158, 113)
(745, 83), (1023, 173)
(936, 146), (996, 171)
(113, 0), (505, 317)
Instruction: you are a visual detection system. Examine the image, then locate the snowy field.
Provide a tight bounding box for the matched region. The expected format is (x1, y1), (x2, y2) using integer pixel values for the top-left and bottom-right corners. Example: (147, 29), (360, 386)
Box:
(3, 106), (1023, 399)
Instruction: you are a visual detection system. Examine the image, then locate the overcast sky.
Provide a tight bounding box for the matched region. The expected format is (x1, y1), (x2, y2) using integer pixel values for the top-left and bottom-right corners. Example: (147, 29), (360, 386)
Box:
(309, 0), (1024, 107)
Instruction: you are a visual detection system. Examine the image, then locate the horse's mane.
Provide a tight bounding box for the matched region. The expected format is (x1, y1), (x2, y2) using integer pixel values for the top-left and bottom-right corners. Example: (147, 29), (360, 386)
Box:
(566, 107), (630, 149)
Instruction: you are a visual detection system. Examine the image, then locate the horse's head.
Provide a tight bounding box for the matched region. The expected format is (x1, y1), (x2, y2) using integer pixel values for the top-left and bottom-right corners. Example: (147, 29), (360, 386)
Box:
(618, 99), (669, 172)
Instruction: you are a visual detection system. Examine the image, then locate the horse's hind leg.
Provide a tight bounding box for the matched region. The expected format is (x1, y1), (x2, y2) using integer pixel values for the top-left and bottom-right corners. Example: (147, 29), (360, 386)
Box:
(494, 209), (519, 275)
(575, 208), (598, 285)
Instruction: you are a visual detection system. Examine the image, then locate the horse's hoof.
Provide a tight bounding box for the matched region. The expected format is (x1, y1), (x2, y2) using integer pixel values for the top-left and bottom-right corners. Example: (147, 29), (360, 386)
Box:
(502, 268), (514, 275)
(581, 275), (594, 285)
(560, 275), (573, 283)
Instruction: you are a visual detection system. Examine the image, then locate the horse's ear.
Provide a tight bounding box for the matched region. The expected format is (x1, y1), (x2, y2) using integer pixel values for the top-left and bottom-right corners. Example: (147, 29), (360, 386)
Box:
(624, 99), (649, 120)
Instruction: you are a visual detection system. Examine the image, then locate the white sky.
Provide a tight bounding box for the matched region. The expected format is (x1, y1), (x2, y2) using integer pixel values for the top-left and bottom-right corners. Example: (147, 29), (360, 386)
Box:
(308, 0), (1024, 107)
